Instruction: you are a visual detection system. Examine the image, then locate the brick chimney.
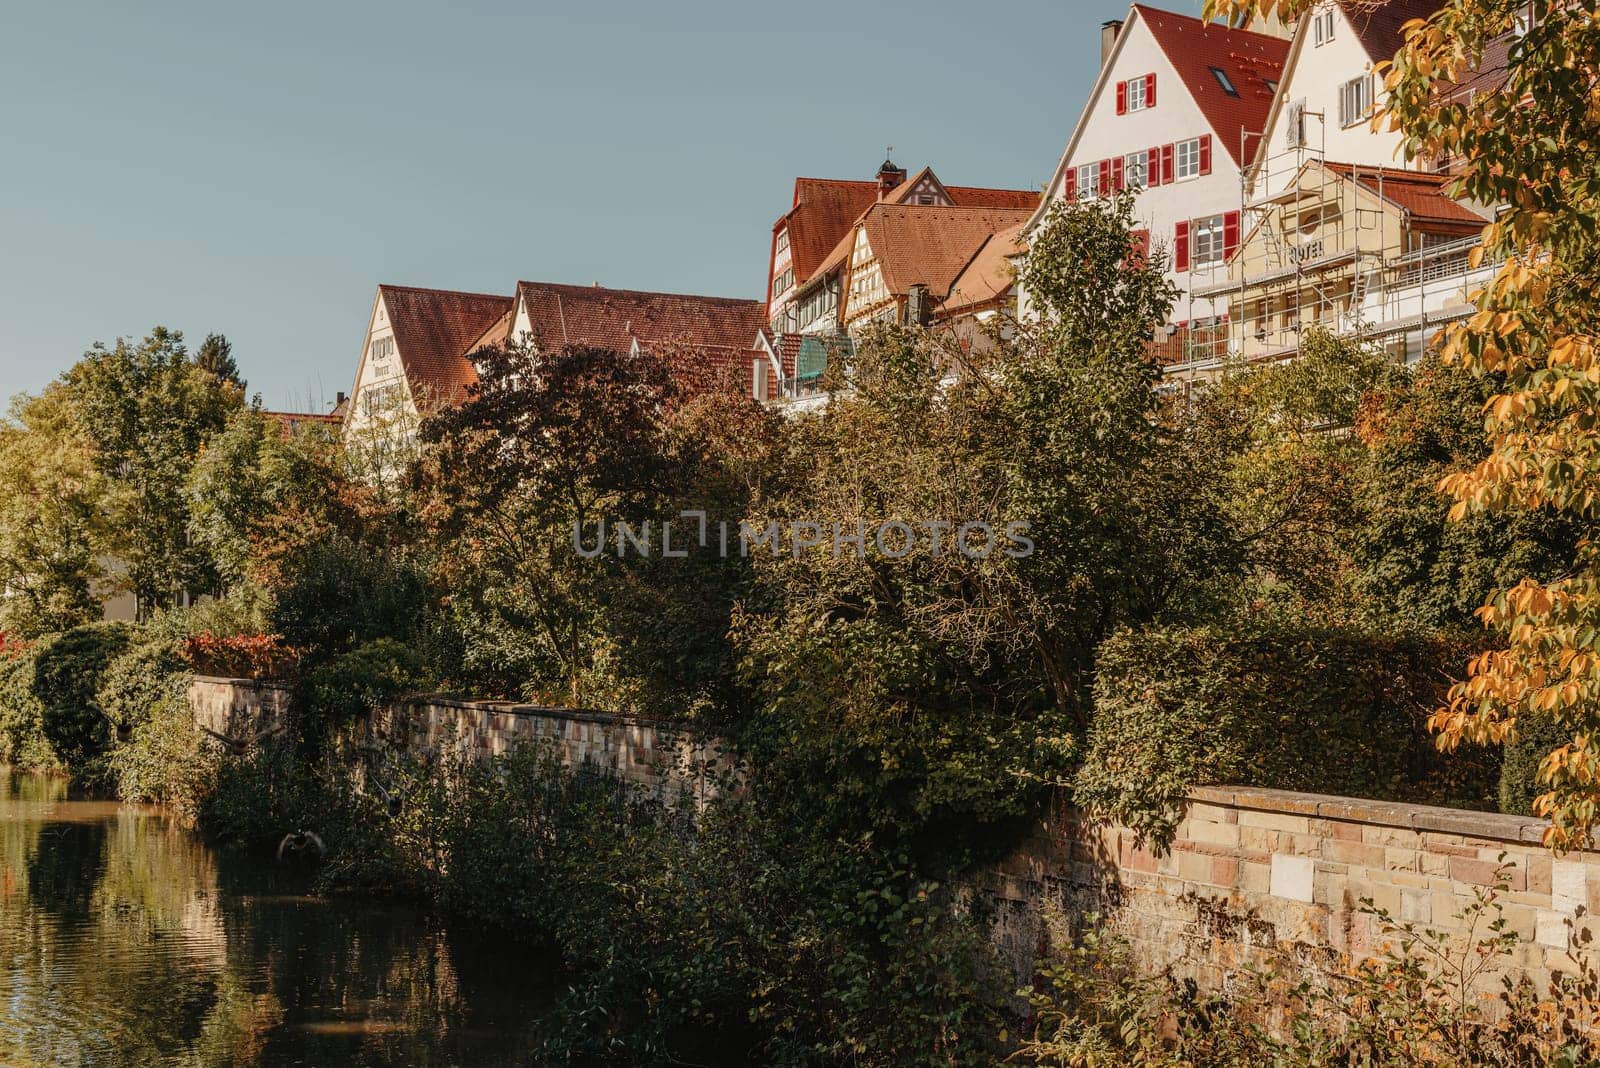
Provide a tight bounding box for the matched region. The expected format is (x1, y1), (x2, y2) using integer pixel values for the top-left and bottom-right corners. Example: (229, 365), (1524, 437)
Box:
(1101, 20), (1122, 65)
(876, 157), (907, 200)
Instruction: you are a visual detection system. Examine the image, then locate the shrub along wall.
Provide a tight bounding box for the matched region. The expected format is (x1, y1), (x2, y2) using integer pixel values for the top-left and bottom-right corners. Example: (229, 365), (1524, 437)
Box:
(1075, 623), (1500, 848)
(186, 677), (1592, 1005)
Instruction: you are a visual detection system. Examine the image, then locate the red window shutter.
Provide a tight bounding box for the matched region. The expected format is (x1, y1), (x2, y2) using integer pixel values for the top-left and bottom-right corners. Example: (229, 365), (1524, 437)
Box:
(1145, 73), (1156, 106)
(1132, 228), (1150, 264)
(1065, 168), (1076, 199)
(1147, 147), (1161, 186)
(1223, 210), (1241, 258)
(1161, 143), (1175, 184)
(1175, 219), (1190, 272)
(1099, 159), (1111, 191)
(1116, 80), (1127, 114)
(1112, 156), (1125, 191)
(1199, 134), (1212, 176)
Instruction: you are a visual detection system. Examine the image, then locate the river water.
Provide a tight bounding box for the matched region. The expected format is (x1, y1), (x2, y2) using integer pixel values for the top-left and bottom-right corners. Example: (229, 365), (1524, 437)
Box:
(0, 768), (559, 1066)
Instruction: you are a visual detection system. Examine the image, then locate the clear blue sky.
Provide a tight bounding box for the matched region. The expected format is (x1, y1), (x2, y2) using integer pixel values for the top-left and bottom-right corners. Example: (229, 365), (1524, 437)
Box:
(0, 0), (1173, 411)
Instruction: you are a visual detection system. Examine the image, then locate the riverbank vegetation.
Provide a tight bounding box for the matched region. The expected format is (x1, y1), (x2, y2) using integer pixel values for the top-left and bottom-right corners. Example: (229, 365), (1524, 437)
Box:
(3, 0), (1597, 1056)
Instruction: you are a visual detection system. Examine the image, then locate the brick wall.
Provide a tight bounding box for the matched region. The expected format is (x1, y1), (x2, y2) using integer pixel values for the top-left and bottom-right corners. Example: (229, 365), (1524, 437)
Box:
(981, 785), (1598, 998)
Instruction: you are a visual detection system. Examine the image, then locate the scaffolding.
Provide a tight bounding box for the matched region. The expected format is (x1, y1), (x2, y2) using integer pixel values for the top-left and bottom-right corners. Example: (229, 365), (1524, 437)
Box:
(1162, 110), (1496, 383)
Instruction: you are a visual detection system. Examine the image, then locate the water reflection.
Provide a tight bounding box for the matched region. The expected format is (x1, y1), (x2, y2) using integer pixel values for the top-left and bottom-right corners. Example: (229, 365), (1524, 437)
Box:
(0, 767), (555, 1066)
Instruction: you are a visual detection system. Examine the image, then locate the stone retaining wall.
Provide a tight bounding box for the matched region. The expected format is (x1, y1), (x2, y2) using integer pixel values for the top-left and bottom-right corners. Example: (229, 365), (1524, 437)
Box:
(363, 696), (735, 805)
(188, 676), (1597, 996)
(187, 676), (291, 747)
(185, 676), (732, 805)
(981, 785), (1597, 998)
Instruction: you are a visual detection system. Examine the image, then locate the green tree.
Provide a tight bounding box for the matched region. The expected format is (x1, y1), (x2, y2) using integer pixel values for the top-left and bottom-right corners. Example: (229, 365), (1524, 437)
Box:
(1351, 354), (1581, 633)
(0, 385), (110, 636)
(185, 405), (337, 591)
(65, 327), (243, 615)
(733, 192), (1231, 853)
(194, 332), (242, 388)
(419, 341), (767, 709)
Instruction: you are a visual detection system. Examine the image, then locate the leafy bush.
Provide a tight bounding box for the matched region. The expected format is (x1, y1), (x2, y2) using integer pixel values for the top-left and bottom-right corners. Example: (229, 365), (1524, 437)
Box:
(0, 642), (56, 771)
(110, 685), (217, 822)
(1498, 713), (1572, 818)
(96, 632), (186, 735)
(1076, 621), (1499, 848)
(300, 637), (438, 733)
(30, 621), (131, 767)
(265, 532), (429, 656)
(313, 741), (1006, 1065)
(179, 632), (299, 678)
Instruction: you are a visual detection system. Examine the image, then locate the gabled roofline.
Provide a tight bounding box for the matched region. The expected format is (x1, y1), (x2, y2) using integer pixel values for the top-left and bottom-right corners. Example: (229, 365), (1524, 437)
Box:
(1026, 2), (1145, 234)
(344, 287), (383, 419)
(887, 166), (951, 205)
(1246, 8), (1313, 191)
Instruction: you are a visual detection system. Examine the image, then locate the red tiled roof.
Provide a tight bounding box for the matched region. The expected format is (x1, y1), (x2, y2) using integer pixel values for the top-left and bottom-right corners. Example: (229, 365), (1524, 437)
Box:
(515, 281), (764, 356)
(781, 179), (880, 286)
(842, 204), (1035, 303)
(379, 284), (513, 406)
(776, 171), (1040, 287)
(1323, 162), (1490, 228)
(1135, 4), (1290, 166)
(940, 222), (1027, 316)
(463, 307), (514, 356)
(1340, 0), (1440, 66)
(944, 185), (1041, 209)
(884, 167), (1040, 211)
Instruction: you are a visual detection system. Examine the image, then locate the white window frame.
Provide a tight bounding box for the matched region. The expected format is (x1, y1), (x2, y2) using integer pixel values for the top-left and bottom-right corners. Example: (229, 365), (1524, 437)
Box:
(1076, 162), (1099, 198)
(1124, 151), (1147, 189)
(771, 267), (794, 300)
(1191, 214), (1227, 266)
(1312, 7), (1335, 46)
(1124, 75), (1148, 112)
(1175, 137), (1201, 181)
(1338, 75), (1372, 127)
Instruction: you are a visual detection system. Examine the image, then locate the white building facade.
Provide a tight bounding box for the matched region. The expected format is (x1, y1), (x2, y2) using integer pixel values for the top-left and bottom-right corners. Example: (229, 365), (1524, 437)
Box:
(1246, 0), (1434, 201)
(1020, 3), (1290, 354)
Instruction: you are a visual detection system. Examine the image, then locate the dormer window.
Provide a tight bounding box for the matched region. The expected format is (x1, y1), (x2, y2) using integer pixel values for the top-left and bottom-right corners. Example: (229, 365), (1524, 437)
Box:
(1210, 67), (1239, 97)
(1312, 7), (1335, 46)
